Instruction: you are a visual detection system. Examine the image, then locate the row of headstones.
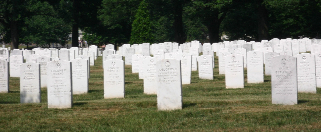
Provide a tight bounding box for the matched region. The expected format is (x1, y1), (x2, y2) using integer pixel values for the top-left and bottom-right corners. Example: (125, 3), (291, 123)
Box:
(0, 59), (88, 108)
(0, 45), (104, 108)
(0, 46), (102, 79)
(112, 40), (321, 89)
(107, 38), (321, 108)
(103, 58), (182, 111)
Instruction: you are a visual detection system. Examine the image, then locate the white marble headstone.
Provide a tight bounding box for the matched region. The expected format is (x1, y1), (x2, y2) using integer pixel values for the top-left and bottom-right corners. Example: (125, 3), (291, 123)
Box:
(181, 53), (191, 84)
(104, 59), (124, 98)
(197, 55), (213, 80)
(271, 55), (297, 105)
(247, 51), (264, 83)
(20, 63), (41, 103)
(157, 59), (182, 111)
(0, 60), (9, 93)
(9, 55), (23, 77)
(72, 59), (88, 94)
(225, 55), (244, 88)
(297, 53), (316, 93)
(143, 57), (157, 94)
(47, 60), (72, 108)
(37, 56), (50, 88)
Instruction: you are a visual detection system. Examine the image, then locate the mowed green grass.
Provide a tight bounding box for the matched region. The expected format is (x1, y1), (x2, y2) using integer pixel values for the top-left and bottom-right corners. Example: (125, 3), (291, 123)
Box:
(1, 56), (321, 131)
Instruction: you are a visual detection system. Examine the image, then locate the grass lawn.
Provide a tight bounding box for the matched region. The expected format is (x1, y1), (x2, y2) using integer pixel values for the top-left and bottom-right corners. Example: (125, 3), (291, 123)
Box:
(1, 55), (321, 131)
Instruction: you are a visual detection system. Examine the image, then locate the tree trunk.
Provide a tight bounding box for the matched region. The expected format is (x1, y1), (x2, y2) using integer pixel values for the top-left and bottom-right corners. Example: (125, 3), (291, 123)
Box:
(10, 20), (19, 49)
(205, 11), (222, 43)
(72, 0), (80, 47)
(257, 1), (269, 41)
(172, 0), (186, 44)
(207, 21), (220, 43)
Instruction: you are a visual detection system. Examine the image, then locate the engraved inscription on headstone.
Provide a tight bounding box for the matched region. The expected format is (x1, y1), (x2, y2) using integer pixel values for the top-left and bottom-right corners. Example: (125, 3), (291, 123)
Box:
(157, 59), (182, 111)
(271, 55), (297, 105)
(20, 63), (41, 103)
(47, 61), (72, 108)
(104, 59), (124, 98)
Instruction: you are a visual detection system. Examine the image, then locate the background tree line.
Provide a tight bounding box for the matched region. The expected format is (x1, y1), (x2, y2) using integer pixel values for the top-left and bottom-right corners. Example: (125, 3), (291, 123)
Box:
(1, 0), (320, 49)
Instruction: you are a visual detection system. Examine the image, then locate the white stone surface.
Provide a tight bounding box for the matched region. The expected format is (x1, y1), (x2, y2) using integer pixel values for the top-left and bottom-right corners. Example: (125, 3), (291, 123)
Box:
(297, 53), (316, 93)
(0, 60), (9, 93)
(59, 50), (70, 61)
(37, 56), (50, 88)
(225, 55), (244, 88)
(247, 51), (264, 83)
(271, 55), (297, 105)
(143, 57), (157, 94)
(139, 56), (148, 79)
(72, 59), (88, 94)
(264, 52), (279, 75)
(47, 60), (72, 108)
(124, 48), (135, 65)
(77, 56), (90, 79)
(141, 43), (150, 56)
(157, 59), (182, 111)
(198, 55), (213, 80)
(218, 51), (230, 74)
(132, 54), (142, 73)
(104, 59), (124, 98)
(20, 63), (41, 103)
(316, 53), (321, 88)
(181, 53), (191, 84)
(191, 56), (198, 71)
(9, 55), (23, 77)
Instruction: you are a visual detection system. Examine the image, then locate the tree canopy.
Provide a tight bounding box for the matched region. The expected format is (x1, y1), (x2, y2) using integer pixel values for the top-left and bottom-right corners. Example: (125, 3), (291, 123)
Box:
(1, 0), (321, 49)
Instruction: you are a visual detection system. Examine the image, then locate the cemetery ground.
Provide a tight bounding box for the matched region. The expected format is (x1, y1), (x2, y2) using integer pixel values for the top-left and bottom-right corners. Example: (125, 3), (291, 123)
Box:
(1, 56), (321, 131)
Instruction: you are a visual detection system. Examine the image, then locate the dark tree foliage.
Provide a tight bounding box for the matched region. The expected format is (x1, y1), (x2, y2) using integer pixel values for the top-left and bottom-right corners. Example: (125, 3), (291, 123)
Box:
(129, 0), (153, 44)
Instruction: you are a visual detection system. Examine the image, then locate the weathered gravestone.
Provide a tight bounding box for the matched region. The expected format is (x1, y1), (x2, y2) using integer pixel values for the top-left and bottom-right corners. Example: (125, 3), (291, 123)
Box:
(20, 63), (40, 103)
(197, 55), (213, 80)
(225, 55), (244, 88)
(10, 55), (23, 77)
(297, 53), (316, 93)
(72, 59), (88, 94)
(181, 53), (191, 84)
(37, 56), (50, 88)
(0, 60), (9, 93)
(47, 60), (72, 108)
(143, 57), (157, 94)
(157, 59), (182, 111)
(247, 51), (264, 83)
(104, 59), (124, 98)
(271, 55), (297, 105)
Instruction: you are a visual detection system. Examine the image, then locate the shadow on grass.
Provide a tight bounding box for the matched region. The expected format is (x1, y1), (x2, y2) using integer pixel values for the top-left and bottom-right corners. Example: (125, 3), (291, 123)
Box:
(73, 102), (87, 106)
(298, 100), (309, 104)
(88, 90), (101, 93)
(264, 79), (271, 82)
(183, 102), (197, 108)
(9, 91), (20, 93)
(125, 81), (133, 84)
(0, 101), (19, 104)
